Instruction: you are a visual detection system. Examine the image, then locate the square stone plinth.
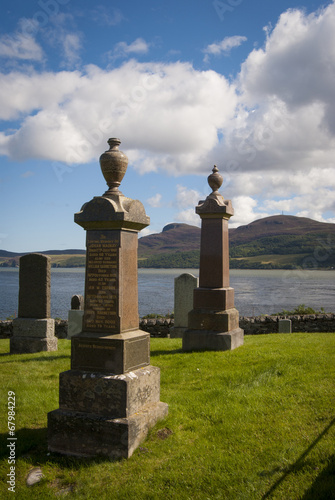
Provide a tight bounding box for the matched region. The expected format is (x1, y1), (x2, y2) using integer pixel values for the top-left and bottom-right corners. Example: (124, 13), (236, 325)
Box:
(188, 307), (240, 332)
(48, 401), (168, 459)
(183, 328), (244, 352)
(71, 330), (150, 374)
(10, 336), (58, 354)
(59, 366), (161, 418)
(12, 318), (55, 338)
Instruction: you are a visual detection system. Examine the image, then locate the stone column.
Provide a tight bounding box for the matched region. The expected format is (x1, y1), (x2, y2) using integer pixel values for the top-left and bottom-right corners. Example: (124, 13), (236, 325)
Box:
(48, 138), (168, 459)
(183, 166), (244, 351)
(10, 253), (57, 353)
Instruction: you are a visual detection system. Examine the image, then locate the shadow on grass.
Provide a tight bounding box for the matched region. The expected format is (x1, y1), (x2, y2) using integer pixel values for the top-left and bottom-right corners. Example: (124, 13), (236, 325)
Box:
(0, 428), (119, 469)
(302, 454), (335, 499)
(262, 417), (335, 499)
(0, 354), (70, 363)
(150, 348), (183, 356)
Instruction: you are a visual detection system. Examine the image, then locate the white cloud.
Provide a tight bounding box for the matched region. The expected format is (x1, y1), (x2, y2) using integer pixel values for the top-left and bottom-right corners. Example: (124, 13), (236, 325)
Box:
(0, 3), (335, 226)
(203, 35), (247, 62)
(175, 185), (201, 208)
(62, 33), (82, 68)
(0, 60), (237, 167)
(175, 208), (201, 227)
(146, 193), (162, 207)
(228, 195), (269, 228)
(111, 38), (150, 60)
(0, 30), (43, 61)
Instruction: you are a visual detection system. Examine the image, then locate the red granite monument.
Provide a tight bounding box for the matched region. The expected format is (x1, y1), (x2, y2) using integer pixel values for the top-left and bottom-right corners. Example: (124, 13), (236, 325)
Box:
(183, 166), (244, 351)
(48, 138), (168, 458)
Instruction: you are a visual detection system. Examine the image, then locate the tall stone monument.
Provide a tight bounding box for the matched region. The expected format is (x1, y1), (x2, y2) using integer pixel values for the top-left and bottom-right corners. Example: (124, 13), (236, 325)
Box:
(48, 138), (168, 459)
(183, 166), (244, 351)
(10, 253), (57, 354)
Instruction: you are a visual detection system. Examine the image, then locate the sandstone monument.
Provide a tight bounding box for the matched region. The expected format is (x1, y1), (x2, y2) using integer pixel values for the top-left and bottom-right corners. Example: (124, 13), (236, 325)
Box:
(183, 166), (244, 351)
(10, 253), (57, 353)
(48, 138), (168, 458)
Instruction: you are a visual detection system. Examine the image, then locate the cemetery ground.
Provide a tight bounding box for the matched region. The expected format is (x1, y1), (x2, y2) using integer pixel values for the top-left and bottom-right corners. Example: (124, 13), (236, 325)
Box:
(1, 333), (334, 500)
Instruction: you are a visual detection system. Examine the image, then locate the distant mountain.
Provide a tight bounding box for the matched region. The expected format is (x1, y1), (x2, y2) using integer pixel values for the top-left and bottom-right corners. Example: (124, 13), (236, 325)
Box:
(1, 216), (334, 269)
(229, 215), (335, 243)
(138, 223), (201, 257)
(138, 215), (335, 269)
(0, 249), (85, 258)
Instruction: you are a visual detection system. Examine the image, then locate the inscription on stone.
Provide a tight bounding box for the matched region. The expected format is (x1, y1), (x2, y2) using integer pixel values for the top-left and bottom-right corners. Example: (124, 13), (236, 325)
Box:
(84, 232), (120, 333)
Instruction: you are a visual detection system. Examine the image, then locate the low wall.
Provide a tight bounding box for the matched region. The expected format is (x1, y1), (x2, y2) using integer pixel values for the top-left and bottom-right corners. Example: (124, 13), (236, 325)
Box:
(1, 314), (334, 339)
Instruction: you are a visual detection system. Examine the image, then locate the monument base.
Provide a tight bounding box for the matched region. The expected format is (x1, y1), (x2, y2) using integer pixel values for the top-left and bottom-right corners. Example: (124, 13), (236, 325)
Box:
(183, 307), (244, 351)
(182, 327), (244, 351)
(48, 365), (168, 459)
(48, 401), (168, 459)
(10, 318), (57, 354)
(71, 330), (150, 374)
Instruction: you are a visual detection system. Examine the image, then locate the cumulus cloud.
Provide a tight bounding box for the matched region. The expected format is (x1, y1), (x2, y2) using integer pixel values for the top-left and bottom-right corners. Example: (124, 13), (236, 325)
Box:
(203, 35), (247, 62)
(147, 193), (162, 207)
(0, 60), (237, 167)
(0, 3), (335, 226)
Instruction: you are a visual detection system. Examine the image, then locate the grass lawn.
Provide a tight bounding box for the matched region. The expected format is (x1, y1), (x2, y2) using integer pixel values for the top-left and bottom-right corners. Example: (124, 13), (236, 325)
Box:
(1, 333), (335, 499)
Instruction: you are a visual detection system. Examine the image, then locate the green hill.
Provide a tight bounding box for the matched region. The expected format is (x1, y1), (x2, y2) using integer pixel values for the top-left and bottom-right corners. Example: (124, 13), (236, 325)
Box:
(138, 215), (335, 269)
(1, 215), (334, 269)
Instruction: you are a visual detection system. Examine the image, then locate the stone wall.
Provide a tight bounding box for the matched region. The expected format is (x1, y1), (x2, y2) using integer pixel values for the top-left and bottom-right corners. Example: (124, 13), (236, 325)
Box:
(0, 314), (334, 339)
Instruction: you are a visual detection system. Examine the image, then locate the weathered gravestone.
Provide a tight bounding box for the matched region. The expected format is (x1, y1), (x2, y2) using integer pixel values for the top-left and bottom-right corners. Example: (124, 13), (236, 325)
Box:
(278, 319), (292, 333)
(48, 138), (168, 459)
(183, 166), (244, 351)
(10, 253), (57, 353)
(67, 294), (84, 338)
(170, 273), (198, 338)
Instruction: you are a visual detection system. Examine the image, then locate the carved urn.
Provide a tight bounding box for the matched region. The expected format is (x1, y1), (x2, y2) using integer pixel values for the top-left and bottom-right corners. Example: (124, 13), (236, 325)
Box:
(99, 138), (128, 195)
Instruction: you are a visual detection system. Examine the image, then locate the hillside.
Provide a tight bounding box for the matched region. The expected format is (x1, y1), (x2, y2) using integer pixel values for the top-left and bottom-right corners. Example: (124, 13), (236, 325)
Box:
(0, 249), (86, 268)
(1, 215), (334, 269)
(138, 215), (335, 269)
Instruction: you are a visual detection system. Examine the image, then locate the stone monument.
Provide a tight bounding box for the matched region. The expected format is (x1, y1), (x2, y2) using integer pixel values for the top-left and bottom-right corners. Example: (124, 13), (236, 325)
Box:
(170, 273), (198, 338)
(10, 253), (57, 353)
(183, 166), (244, 351)
(48, 138), (168, 458)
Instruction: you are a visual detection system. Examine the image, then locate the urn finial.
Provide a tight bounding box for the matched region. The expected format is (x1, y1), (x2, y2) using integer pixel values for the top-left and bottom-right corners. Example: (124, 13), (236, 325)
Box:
(99, 138), (128, 196)
(207, 165), (223, 194)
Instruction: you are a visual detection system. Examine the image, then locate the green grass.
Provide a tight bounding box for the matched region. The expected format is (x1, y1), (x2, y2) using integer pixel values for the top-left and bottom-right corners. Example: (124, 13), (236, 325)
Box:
(1, 334), (335, 499)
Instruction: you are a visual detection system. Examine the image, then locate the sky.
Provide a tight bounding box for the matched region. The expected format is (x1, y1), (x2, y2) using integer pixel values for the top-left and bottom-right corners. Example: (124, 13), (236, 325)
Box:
(1, 0), (335, 252)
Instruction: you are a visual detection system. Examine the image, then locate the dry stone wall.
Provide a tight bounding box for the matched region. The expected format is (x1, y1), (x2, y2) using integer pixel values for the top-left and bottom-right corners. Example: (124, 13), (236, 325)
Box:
(1, 315), (334, 339)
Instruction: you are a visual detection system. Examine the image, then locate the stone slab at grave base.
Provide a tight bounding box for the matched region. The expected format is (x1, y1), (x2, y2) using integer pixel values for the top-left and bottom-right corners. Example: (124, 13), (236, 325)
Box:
(71, 330), (150, 374)
(10, 318), (57, 353)
(183, 328), (244, 351)
(183, 307), (244, 351)
(48, 365), (168, 459)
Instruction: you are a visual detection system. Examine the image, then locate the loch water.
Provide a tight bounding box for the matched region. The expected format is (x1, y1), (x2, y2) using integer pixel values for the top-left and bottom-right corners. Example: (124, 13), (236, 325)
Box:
(1, 268), (334, 320)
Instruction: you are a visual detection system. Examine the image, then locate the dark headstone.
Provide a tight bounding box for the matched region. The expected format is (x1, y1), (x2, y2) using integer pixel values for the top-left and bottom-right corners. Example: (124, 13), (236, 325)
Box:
(10, 253), (57, 354)
(18, 253), (51, 318)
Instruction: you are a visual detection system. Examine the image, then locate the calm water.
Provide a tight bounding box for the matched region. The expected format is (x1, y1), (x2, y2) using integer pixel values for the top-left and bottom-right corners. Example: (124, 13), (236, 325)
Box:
(0, 268), (334, 320)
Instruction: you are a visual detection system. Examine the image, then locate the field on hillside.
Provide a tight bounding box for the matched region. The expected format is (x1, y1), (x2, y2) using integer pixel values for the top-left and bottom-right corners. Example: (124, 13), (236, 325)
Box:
(0, 334), (334, 499)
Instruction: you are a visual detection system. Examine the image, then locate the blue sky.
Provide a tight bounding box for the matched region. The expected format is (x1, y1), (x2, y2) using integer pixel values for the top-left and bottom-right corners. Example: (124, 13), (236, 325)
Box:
(1, 0), (335, 252)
